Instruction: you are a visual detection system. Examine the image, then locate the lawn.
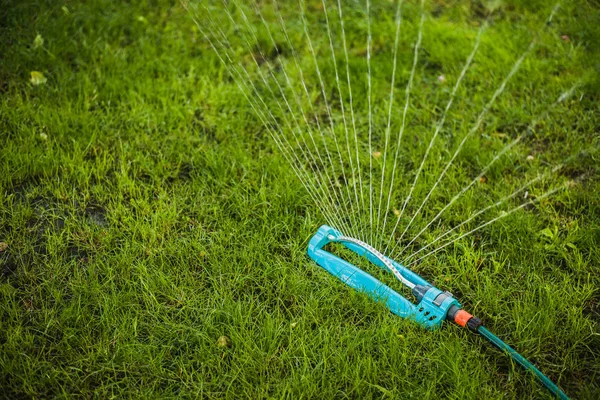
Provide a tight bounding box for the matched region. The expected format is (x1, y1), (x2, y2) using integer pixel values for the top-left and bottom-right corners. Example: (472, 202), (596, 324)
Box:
(1, 0), (599, 398)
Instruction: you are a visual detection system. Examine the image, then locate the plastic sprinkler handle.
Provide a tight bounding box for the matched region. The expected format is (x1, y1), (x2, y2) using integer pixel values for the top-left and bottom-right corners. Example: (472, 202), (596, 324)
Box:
(307, 225), (461, 330)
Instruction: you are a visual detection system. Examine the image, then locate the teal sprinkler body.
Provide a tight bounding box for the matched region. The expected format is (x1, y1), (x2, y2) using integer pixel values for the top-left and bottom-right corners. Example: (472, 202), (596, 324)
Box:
(307, 225), (569, 399)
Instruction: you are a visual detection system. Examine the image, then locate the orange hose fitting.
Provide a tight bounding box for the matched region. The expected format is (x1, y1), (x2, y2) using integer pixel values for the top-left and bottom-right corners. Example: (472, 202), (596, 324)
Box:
(454, 310), (473, 327)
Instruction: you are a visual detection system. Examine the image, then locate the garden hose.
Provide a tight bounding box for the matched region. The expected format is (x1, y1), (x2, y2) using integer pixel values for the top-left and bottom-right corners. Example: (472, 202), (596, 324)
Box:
(448, 308), (569, 400)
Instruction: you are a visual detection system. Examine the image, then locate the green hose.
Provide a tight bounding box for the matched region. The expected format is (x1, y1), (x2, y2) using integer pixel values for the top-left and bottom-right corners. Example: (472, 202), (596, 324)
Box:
(478, 326), (569, 400)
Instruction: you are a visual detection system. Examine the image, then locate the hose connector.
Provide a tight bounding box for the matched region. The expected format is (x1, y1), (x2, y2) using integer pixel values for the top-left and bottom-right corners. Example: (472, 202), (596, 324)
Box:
(446, 305), (482, 332)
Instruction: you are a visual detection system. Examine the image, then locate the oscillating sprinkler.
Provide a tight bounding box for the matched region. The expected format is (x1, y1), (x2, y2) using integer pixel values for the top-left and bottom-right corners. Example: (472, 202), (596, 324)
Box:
(307, 225), (569, 400)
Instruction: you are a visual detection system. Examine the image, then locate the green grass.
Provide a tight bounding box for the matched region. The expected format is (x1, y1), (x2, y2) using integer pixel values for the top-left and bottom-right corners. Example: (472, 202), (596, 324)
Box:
(1, 0), (599, 398)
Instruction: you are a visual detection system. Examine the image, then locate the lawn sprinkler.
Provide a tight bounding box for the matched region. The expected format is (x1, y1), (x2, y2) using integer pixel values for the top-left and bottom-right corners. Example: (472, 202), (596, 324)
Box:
(308, 225), (569, 400)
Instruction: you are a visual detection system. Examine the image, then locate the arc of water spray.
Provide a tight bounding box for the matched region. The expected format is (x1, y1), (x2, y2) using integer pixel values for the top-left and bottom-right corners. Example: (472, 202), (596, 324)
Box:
(269, 0), (364, 238)
(393, 83), (580, 259)
(321, 0), (363, 241)
(186, 2), (347, 231)
(189, 0), (567, 253)
(406, 179), (575, 267)
(374, 0), (404, 250)
(383, 24), (486, 252)
(240, 0), (357, 237)
(385, 2), (561, 255)
(403, 166), (560, 264)
(224, 0), (349, 233)
(366, 0), (374, 245)
(377, 0), (424, 250)
(298, 0), (361, 239)
(268, 0), (362, 234)
(385, 40), (536, 255)
(335, 0), (365, 240)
